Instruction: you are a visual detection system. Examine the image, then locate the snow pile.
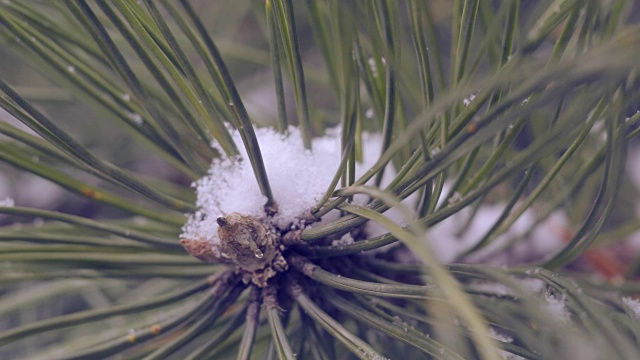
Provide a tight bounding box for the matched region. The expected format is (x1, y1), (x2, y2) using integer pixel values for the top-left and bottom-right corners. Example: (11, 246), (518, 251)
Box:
(181, 126), (382, 246)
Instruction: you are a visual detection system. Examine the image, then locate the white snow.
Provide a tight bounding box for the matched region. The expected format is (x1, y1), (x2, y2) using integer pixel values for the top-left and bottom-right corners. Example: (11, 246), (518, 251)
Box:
(519, 278), (546, 293)
(368, 57), (383, 78)
(126, 112), (143, 125)
(332, 233), (355, 247)
(182, 124), (571, 267)
(427, 189), (567, 265)
(0, 197), (14, 207)
(463, 93), (476, 107)
(365, 108), (375, 119)
(545, 292), (571, 323)
(488, 327), (513, 343)
(469, 281), (513, 296)
(488, 328), (524, 360)
(181, 126), (383, 246)
(622, 297), (640, 319)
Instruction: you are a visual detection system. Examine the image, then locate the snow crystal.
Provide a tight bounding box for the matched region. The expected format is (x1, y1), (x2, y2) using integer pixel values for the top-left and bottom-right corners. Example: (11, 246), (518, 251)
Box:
(332, 233), (355, 247)
(463, 93), (476, 107)
(0, 197), (15, 207)
(622, 297), (640, 319)
(181, 126), (382, 246)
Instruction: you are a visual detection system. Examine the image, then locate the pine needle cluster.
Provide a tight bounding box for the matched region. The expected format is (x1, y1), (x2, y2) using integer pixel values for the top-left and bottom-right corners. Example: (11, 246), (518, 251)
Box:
(1, 1), (640, 359)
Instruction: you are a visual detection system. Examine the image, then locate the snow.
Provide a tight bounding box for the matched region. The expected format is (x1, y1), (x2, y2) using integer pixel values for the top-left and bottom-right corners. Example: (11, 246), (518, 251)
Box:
(622, 297), (640, 319)
(488, 327), (513, 343)
(488, 328), (524, 360)
(0, 197), (14, 207)
(545, 292), (570, 323)
(463, 92), (477, 107)
(469, 281), (513, 296)
(182, 125), (570, 267)
(126, 112), (143, 125)
(332, 233), (355, 247)
(365, 109), (375, 119)
(427, 186), (567, 265)
(519, 278), (545, 293)
(181, 126), (383, 246)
